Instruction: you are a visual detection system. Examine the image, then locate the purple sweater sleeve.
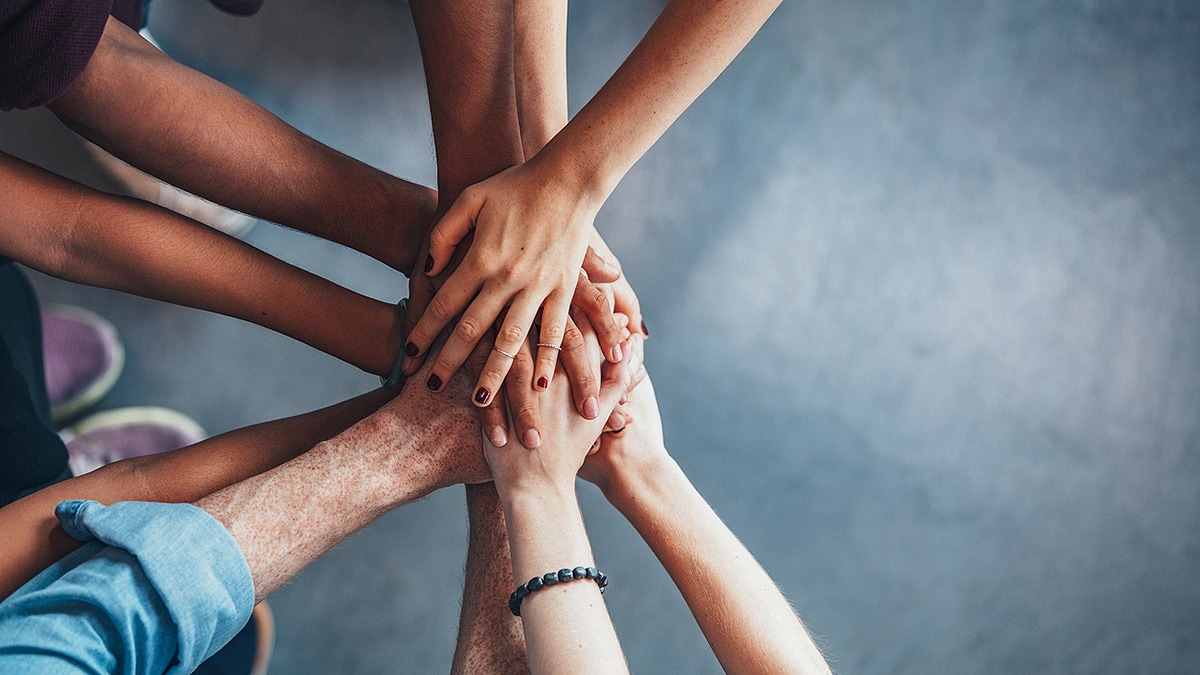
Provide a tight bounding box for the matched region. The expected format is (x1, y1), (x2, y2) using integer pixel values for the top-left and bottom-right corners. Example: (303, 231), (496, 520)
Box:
(0, 0), (113, 111)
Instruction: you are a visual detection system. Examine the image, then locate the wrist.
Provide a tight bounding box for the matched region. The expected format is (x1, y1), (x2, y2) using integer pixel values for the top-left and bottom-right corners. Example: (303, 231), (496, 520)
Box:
(601, 449), (679, 514)
(529, 140), (614, 215)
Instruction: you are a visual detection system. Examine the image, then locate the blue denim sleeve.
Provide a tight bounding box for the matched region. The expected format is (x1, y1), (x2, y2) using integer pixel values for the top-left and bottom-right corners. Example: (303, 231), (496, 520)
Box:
(0, 500), (254, 674)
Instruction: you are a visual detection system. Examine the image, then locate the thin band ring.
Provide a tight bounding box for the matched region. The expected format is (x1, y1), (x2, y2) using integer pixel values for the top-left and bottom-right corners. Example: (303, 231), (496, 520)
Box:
(493, 346), (518, 359)
(536, 343), (562, 351)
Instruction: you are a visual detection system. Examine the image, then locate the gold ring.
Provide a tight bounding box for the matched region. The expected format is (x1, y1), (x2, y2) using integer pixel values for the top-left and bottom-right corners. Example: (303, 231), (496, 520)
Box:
(493, 347), (518, 359)
(536, 343), (562, 351)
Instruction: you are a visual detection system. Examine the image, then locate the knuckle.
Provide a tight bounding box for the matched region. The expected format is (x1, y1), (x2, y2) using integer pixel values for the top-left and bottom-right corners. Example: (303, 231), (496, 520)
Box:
(540, 322), (566, 342)
(427, 294), (457, 323)
(498, 323), (527, 347)
(454, 317), (484, 343)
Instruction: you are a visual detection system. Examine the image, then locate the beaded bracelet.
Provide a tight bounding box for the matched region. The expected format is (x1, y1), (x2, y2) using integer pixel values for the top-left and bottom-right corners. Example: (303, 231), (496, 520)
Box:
(508, 566), (607, 617)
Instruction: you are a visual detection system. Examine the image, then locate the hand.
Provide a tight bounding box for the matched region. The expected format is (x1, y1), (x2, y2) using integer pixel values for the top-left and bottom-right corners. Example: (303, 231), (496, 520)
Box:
(485, 334), (645, 498)
(578, 370), (665, 497)
(405, 225), (615, 450)
(587, 227), (648, 339)
(403, 159), (624, 407)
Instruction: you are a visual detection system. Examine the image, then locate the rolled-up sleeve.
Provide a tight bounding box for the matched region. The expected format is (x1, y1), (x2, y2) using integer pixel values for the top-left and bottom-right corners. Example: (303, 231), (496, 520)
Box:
(0, 500), (254, 674)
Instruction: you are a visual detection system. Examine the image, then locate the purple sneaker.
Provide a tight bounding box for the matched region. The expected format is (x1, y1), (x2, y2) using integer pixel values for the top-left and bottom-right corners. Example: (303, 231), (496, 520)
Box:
(63, 407), (206, 475)
(42, 306), (125, 423)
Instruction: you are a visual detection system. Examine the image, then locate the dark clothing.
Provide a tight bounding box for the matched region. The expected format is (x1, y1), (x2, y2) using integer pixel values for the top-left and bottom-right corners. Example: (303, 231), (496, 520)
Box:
(0, 257), (70, 506)
(0, 0), (265, 111)
(0, 0), (112, 111)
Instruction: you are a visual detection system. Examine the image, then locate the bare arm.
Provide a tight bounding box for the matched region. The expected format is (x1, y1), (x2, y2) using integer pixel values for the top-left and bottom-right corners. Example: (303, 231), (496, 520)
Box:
(450, 483), (529, 675)
(0, 387), (398, 599)
(408, 0), (778, 400)
(0, 151), (405, 377)
(47, 16), (435, 274)
(581, 377), (831, 674)
(197, 361), (488, 601)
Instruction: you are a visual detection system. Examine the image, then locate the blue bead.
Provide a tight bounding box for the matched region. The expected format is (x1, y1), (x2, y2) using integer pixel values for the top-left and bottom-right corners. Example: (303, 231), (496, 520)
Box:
(573, 567), (587, 579)
(543, 573), (559, 586)
(515, 585), (530, 599)
(528, 576), (544, 591)
(508, 596), (521, 616)
(585, 567), (598, 579)
(558, 569), (573, 582)
(597, 573), (608, 588)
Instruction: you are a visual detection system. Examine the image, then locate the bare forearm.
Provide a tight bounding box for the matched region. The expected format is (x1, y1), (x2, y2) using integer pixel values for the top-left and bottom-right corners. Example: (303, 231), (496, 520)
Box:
(501, 485), (627, 674)
(514, 0), (568, 157)
(536, 0), (781, 203)
(0, 388), (396, 600)
(48, 16), (434, 273)
(0, 153), (403, 376)
(451, 483), (528, 675)
(605, 456), (829, 674)
(199, 365), (486, 602)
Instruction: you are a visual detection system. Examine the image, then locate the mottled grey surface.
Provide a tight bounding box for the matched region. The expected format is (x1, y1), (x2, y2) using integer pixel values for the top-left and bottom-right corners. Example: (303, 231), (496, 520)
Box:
(3, 0), (1198, 672)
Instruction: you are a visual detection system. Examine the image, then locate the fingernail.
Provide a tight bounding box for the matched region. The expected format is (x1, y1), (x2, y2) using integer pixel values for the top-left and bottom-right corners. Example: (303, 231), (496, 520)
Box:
(583, 396), (599, 420)
(490, 426), (508, 447)
(611, 343), (623, 362)
(474, 387), (490, 404)
(523, 429), (541, 448)
(537, 376), (549, 389)
(426, 374), (442, 391)
(641, 320), (649, 337)
(405, 341), (419, 357)
(424, 256), (434, 274)
(605, 262), (620, 276)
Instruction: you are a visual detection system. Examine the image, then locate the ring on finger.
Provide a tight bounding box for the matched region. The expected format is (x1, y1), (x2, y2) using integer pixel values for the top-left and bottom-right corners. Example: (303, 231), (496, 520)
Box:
(536, 342), (562, 351)
(493, 346), (518, 359)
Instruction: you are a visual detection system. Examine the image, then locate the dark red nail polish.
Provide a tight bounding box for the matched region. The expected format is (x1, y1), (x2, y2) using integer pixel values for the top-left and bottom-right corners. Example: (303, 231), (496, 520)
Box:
(424, 256), (434, 274)
(426, 374), (442, 391)
(405, 341), (419, 357)
(474, 387), (490, 404)
(641, 320), (649, 336)
(537, 376), (549, 389)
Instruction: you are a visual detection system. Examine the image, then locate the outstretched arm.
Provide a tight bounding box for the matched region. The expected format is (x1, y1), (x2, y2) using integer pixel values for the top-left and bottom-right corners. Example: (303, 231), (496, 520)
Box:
(48, 16), (435, 274)
(405, 0), (777, 403)
(580, 376), (831, 674)
(0, 151), (406, 377)
(0, 387), (397, 600)
(484, 334), (644, 673)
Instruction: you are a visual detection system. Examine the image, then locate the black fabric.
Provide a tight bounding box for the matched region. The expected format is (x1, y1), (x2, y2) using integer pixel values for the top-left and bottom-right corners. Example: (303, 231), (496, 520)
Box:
(0, 258), (69, 507)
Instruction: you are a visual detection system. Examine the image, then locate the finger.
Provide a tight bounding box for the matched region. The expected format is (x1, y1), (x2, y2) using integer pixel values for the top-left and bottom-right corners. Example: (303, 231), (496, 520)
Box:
(581, 245), (621, 284)
(604, 408), (626, 431)
(400, 252), (438, 374)
(471, 292), (542, 406)
(560, 318), (600, 420)
(403, 269), (485, 375)
(597, 335), (644, 413)
(505, 344), (542, 449)
(425, 291), (511, 392)
(466, 334), (510, 447)
(426, 189), (479, 277)
(574, 274), (623, 363)
(533, 289), (572, 391)
(612, 276), (647, 338)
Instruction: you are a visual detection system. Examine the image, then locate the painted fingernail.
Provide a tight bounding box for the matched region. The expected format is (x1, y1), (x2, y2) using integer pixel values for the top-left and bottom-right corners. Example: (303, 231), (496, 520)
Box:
(424, 256), (434, 274)
(490, 426), (508, 447)
(583, 396), (599, 420)
(537, 376), (549, 389)
(641, 320), (649, 336)
(474, 387), (490, 404)
(523, 429), (541, 449)
(426, 374), (442, 391)
(405, 341), (419, 357)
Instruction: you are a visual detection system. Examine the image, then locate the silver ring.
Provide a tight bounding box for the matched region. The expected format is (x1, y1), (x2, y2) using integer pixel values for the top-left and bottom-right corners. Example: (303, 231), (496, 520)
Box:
(536, 343), (562, 351)
(493, 347), (518, 359)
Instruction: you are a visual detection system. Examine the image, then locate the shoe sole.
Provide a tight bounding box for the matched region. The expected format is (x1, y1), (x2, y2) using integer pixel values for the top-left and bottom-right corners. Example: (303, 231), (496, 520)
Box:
(48, 305), (126, 425)
(62, 407), (208, 475)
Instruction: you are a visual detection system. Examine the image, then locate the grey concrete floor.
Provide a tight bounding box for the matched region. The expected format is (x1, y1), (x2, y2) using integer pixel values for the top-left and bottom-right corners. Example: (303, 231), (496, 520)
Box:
(3, 0), (1199, 672)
